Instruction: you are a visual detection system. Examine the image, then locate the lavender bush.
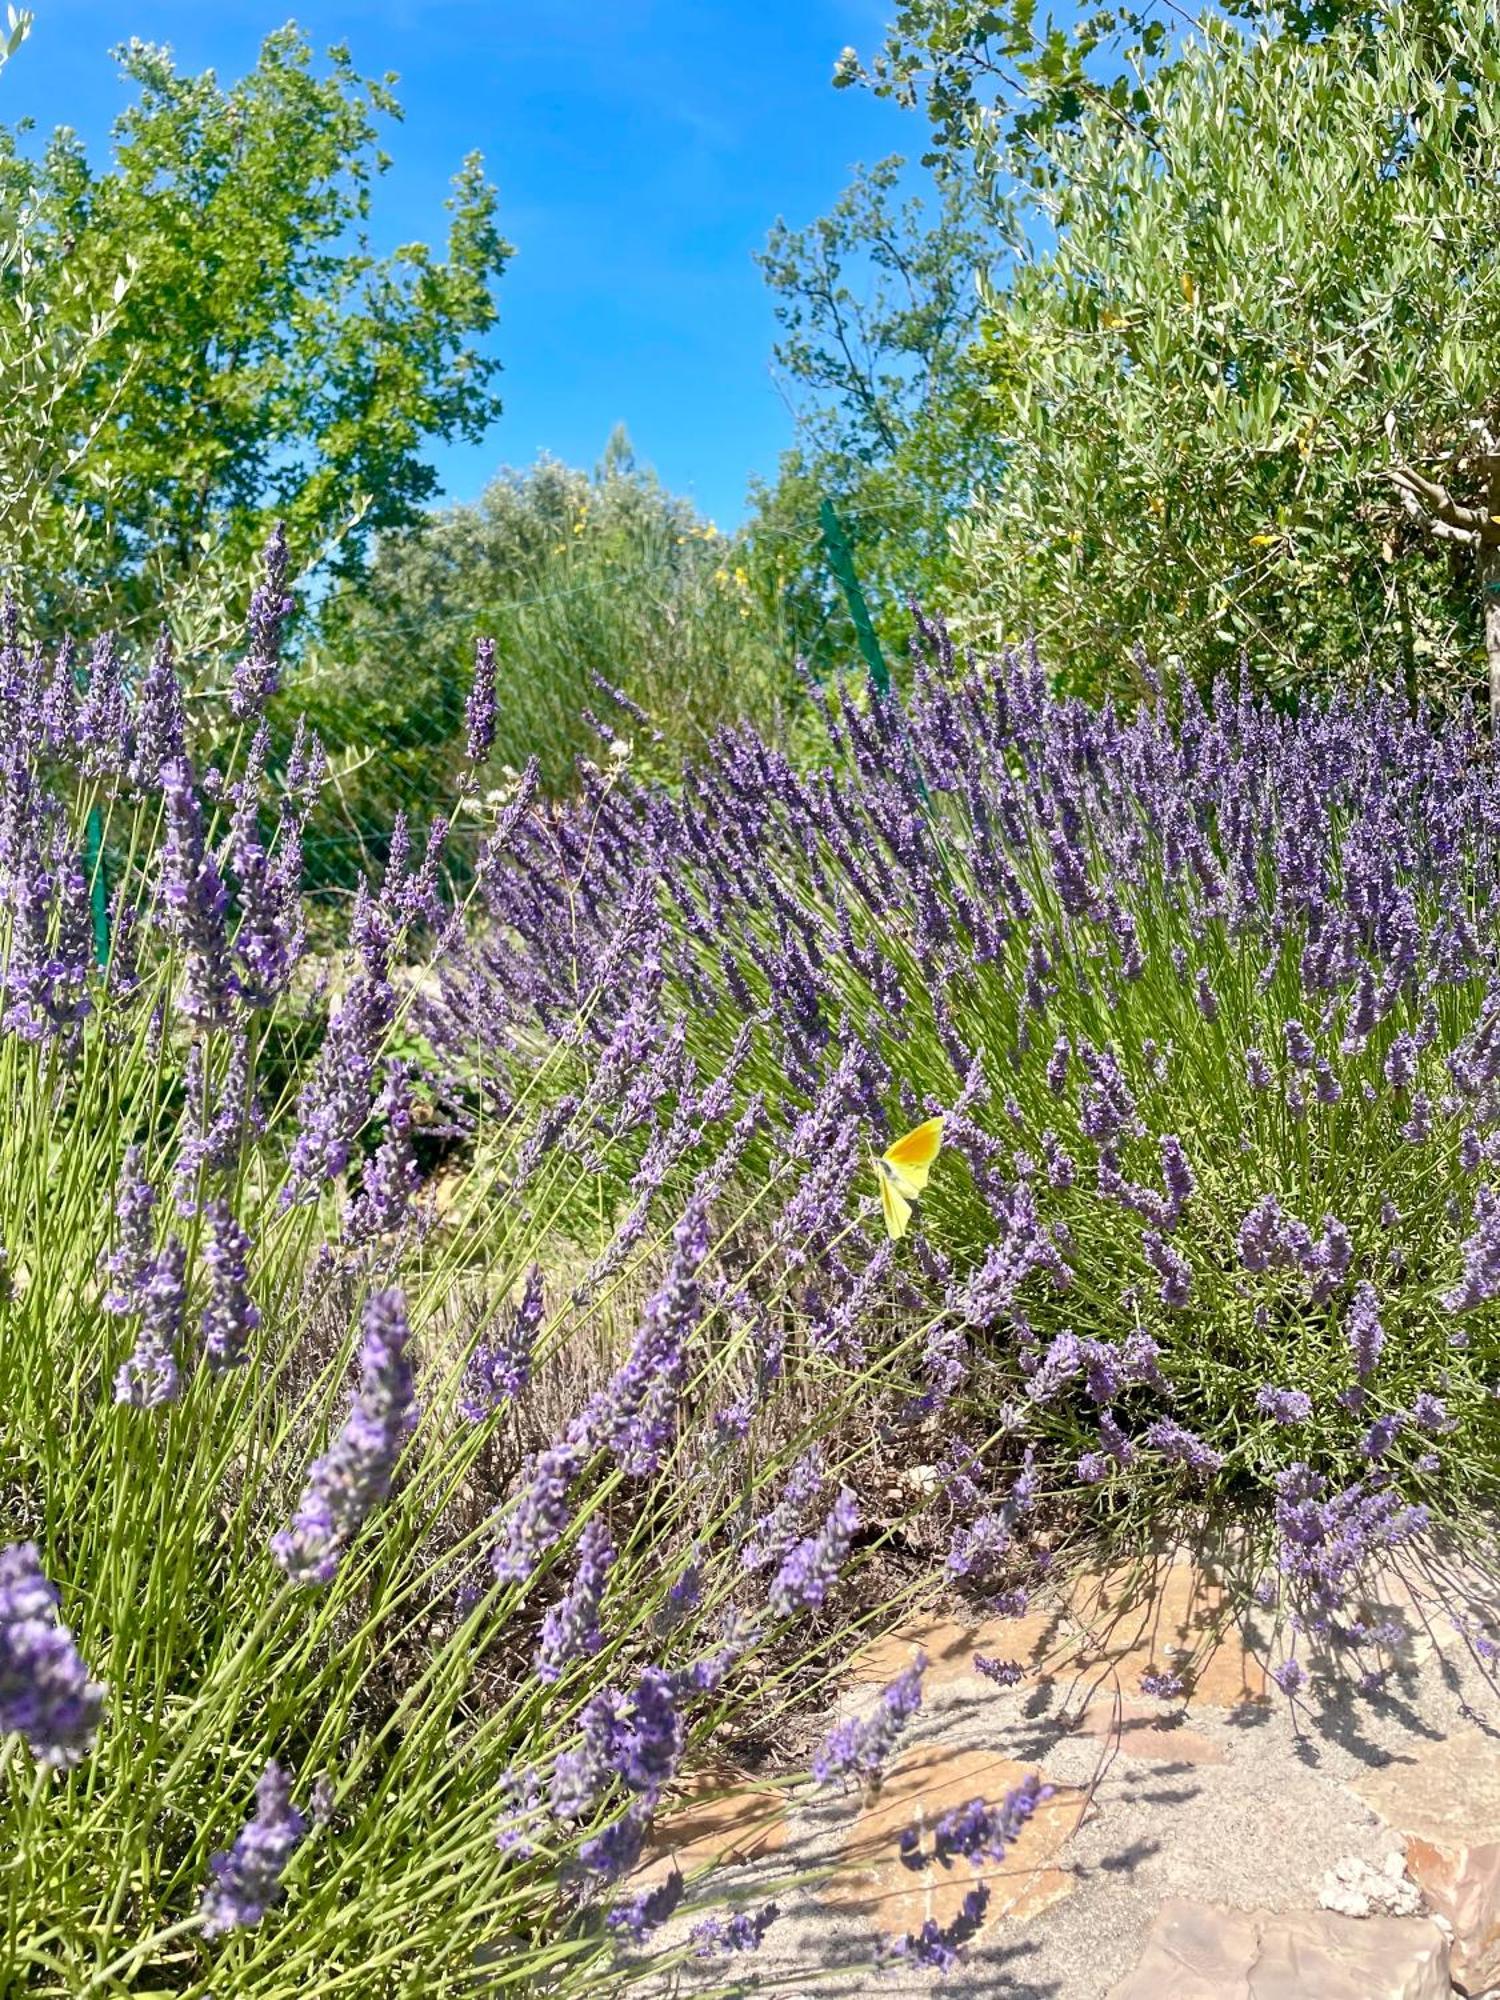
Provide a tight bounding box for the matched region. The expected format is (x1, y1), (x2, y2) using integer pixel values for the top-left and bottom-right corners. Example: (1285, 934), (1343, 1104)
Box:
(0, 545), (940, 1994)
(435, 622), (1500, 1646)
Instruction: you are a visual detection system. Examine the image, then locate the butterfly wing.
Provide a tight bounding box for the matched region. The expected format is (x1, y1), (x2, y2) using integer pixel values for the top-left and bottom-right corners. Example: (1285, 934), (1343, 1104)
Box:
(881, 1116), (945, 1198)
(879, 1172), (913, 1242)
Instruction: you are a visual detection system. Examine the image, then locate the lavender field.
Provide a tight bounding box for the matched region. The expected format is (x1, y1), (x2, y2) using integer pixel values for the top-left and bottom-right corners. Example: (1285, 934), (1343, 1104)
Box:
(1, 528), (1497, 1993)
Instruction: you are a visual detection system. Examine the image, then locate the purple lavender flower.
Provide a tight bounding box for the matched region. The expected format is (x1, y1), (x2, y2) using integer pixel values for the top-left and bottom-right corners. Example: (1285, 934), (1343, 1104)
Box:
(1400, 1091), (1432, 1145)
(344, 1060), (423, 1244)
(1271, 1658), (1304, 1697)
(535, 1517), (615, 1683)
(1345, 1281), (1384, 1382)
(1255, 1386), (1312, 1425)
(78, 632), (130, 775)
(599, 1203), (708, 1477)
(812, 1655), (925, 1788)
(1274, 1463), (1427, 1634)
(1283, 1019), (1315, 1069)
(0, 1543), (104, 1767)
(616, 1666), (684, 1794)
(129, 630), (187, 782)
(1142, 1228), (1192, 1307)
(200, 1198), (261, 1370)
(921, 1773), (1052, 1869)
(974, 1656), (1025, 1687)
(1139, 1669), (1184, 1699)
(198, 1760), (307, 1935)
(113, 1238), (186, 1408)
(607, 1870), (684, 1947)
(1238, 1194), (1286, 1272)
(1141, 1419), (1222, 1477)
(689, 1904), (780, 1959)
(465, 636), (498, 766)
(1443, 1186), (1500, 1311)
(174, 1031), (264, 1214)
(228, 524), (294, 721)
(576, 1798), (654, 1882)
(1361, 1412), (1405, 1460)
(549, 1689), (628, 1819)
(886, 1881), (988, 1972)
(103, 1146), (156, 1314)
(156, 758), (236, 1025)
(741, 1450), (828, 1572)
(768, 1487), (859, 1619)
(283, 890), (396, 1201)
(1045, 1034), (1069, 1095)
(1244, 1046), (1273, 1090)
(493, 1440), (588, 1585)
(1410, 1391), (1455, 1434)
(272, 1289), (415, 1584)
(226, 735), (304, 1008)
(946, 1512), (1014, 1581)
(1384, 1033), (1418, 1092)
(460, 1266), (544, 1421)
(1158, 1135), (1195, 1226)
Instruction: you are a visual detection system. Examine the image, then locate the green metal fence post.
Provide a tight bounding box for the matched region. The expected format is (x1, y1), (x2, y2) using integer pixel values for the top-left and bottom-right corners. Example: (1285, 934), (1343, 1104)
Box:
(84, 806), (110, 967)
(819, 497), (891, 698)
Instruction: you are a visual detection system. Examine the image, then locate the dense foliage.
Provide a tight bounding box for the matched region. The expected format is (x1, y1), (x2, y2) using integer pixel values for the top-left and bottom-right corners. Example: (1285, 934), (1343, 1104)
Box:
(953, 1), (1500, 705)
(438, 621), (1499, 1674)
(0, 26), (508, 643)
(766, 0), (1500, 711)
(302, 434), (798, 879)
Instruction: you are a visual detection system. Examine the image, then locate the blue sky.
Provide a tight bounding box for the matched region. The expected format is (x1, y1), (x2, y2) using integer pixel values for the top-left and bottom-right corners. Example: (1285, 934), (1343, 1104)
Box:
(2, 1), (922, 527)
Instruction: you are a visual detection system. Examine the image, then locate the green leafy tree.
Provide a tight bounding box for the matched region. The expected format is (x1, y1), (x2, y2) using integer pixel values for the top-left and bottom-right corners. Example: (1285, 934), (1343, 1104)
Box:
(945, 2), (1500, 708)
(0, 25), (509, 645)
(835, 0), (1500, 712)
(748, 156), (1003, 667)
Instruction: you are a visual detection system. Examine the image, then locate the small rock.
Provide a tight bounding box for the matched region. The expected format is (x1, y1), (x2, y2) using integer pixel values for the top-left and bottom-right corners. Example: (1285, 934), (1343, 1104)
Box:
(1107, 1898), (1450, 1999)
(1353, 1725), (1500, 1993)
(1319, 1851), (1425, 1919)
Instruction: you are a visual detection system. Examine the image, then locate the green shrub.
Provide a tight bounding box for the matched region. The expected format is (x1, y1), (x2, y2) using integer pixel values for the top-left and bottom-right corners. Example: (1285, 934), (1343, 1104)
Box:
(297, 435), (799, 893)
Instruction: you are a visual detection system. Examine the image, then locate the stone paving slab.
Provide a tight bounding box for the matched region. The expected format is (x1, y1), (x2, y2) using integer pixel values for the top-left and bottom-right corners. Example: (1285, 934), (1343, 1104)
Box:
(1105, 1900), (1451, 2000)
(647, 1543), (1500, 1998)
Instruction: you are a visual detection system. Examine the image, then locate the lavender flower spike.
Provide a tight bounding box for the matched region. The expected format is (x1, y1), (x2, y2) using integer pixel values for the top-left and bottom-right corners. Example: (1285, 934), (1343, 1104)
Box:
(113, 1238), (186, 1409)
(199, 1760), (307, 1935)
(271, 1289), (416, 1585)
(465, 635), (498, 765)
(1443, 1186), (1500, 1313)
(460, 1265), (544, 1421)
(535, 1516), (616, 1682)
(689, 1904), (779, 1959)
(200, 1197), (261, 1370)
(102, 1144), (156, 1315)
(886, 1883), (989, 1973)
(607, 1870), (684, 1947)
(768, 1487), (859, 1619)
(492, 1439), (587, 1585)
(812, 1653), (926, 1789)
(0, 1542), (105, 1768)
(228, 524), (295, 721)
(1345, 1281), (1384, 1382)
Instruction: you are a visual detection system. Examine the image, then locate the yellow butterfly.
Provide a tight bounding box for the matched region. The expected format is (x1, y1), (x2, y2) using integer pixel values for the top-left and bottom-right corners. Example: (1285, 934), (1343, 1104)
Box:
(874, 1116), (945, 1241)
